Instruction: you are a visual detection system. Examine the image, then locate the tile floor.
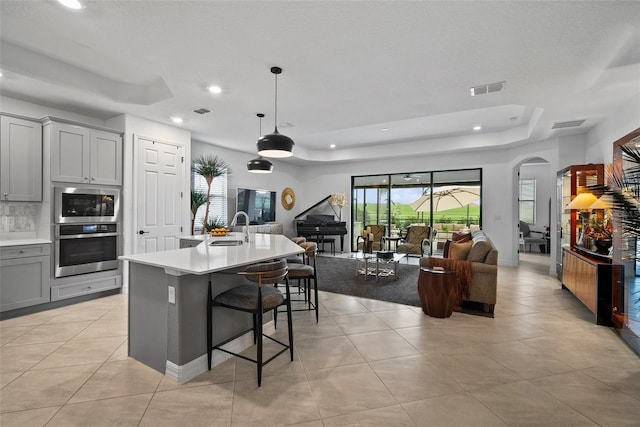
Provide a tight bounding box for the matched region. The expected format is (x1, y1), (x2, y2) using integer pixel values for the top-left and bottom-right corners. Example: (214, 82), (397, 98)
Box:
(1, 253), (639, 426)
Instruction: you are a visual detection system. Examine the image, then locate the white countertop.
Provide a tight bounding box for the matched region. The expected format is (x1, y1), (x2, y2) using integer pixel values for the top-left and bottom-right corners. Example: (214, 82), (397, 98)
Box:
(0, 233), (52, 247)
(120, 233), (303, 275)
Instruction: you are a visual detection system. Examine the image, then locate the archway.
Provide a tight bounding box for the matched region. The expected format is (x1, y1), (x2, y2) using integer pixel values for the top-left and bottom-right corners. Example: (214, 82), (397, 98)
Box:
(515, 157), (553, 271)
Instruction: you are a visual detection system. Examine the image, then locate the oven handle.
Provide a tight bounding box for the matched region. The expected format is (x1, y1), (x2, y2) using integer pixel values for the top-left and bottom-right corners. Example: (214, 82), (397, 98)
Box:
(56, 232), (120, 239)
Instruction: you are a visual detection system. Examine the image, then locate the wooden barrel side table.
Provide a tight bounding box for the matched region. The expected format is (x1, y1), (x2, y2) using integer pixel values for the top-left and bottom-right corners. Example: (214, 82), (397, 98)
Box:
(418, 267), (458, 318)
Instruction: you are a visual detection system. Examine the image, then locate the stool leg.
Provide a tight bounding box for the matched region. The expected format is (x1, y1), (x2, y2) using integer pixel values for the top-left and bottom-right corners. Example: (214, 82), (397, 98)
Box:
(207, 282), (212, 370)
(313, 273), (319, 322)
(273, 299), (278, 329)
(257, 289), (264, 387)
(285, 277), (294, 361)
(252, 314), (257, 344)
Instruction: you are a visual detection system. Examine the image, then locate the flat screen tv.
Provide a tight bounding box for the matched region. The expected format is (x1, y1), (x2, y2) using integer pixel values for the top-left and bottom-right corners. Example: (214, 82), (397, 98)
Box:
(236, 188), (276, 225)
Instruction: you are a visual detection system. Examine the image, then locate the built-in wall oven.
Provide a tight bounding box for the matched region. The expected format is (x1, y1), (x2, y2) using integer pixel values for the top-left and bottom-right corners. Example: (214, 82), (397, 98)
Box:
(54, 186), (121, 278)
(55, 223), (120, 277)
(54, 186), (120, 223)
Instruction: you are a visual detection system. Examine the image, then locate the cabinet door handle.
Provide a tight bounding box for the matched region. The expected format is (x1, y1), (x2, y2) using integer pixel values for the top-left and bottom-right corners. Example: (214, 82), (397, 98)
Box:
(2, 192), (7, 199)
(91, 177), (96, 181)
(84, 176), (89, 181)
(139, 230), (149, 235)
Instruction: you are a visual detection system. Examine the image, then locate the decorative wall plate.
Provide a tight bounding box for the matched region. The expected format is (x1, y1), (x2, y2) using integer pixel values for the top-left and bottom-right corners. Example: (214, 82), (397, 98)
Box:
(281, 187), (295, 210)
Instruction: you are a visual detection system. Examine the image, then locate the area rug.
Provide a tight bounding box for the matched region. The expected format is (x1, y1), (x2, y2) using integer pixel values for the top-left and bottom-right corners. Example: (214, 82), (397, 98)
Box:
(314, 255), (494, 317)
(315, 256), (421, 307)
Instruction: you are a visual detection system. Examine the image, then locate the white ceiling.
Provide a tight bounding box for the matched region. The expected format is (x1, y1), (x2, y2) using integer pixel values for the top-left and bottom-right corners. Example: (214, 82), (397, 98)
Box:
(1, 1), (639, 165)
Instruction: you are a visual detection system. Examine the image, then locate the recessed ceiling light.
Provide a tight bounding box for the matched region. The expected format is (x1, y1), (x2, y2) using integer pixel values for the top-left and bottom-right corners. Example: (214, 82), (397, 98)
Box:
(381, 128), (389, 132)
(473, 126), (482, 131)
(208, 85), (222, 94)
(57, 0), (82, 9)
(170, 116), (184, 124)
(329, 144), (336, 149)
(0, 71), (3, 77)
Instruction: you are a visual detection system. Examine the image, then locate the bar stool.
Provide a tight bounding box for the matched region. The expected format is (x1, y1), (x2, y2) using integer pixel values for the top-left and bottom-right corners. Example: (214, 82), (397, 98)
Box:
(207, 258), (292, 387)
(284, 242), (319, 322)
(286, 237), (306, 264)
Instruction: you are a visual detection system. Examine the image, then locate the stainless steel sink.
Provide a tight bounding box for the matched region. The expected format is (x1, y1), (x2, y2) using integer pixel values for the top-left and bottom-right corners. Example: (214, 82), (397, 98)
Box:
(209, 240), (243, 246)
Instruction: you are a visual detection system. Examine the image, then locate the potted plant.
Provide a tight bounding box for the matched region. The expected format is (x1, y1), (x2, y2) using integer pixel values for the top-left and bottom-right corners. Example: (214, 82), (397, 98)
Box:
(190, 190), (208, 235)
(192, 155), (230, 234)
(204, 217), (227, 233)
(585, 212), (613, 254)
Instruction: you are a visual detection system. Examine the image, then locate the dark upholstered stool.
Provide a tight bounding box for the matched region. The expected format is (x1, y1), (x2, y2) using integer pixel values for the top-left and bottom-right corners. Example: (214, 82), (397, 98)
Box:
(284, 242), (319, 322)
(207, 259), (292, 387)
(320, 237), (335, 255)
(307, 237), (335, 255)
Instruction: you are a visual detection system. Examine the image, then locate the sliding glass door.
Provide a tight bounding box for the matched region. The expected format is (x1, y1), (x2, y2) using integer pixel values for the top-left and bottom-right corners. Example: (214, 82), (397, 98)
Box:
(351, 169), (482, 253)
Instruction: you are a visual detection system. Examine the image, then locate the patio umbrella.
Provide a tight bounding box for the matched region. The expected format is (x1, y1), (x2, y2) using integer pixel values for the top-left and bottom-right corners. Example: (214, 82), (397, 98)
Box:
(410, 186), (481, 212)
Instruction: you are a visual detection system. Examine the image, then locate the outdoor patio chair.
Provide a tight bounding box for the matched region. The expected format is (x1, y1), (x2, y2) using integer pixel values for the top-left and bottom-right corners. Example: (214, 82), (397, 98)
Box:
(397, 225), (434, 259)
(357, 225), (386, 253)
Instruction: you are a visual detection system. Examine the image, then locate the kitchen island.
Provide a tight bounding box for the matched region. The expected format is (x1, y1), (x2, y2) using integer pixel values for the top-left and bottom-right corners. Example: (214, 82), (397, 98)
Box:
(119, 232), (303, 383)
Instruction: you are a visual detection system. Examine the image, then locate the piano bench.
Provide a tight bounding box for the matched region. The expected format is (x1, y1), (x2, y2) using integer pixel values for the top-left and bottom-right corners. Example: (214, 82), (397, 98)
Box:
(308, 237), (335, 255)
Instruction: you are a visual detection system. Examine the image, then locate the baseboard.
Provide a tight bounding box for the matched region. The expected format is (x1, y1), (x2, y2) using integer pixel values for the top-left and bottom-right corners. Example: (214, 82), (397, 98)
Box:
(165, 320), (276, 384)
(499, 258), (518, 267)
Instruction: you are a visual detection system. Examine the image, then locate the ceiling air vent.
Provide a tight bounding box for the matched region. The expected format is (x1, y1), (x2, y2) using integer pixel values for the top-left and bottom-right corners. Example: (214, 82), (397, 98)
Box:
(470, 81), (506, 96)
(552, 119), (585, 129)
(193, 108), (211, 115)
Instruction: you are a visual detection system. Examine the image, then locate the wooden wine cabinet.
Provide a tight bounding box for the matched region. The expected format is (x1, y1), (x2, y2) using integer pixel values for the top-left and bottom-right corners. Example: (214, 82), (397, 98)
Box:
(562, 248), (617, 326)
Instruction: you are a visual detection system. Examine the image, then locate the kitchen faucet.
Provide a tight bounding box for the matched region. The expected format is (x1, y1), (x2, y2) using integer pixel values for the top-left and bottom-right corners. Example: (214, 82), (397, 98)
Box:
(230, 211), (250, 242)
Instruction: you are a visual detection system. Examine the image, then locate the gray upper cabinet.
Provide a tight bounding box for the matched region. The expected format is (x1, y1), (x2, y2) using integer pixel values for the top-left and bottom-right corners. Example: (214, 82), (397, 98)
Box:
(0, 114), (43, 201)
(48, 120), (123, 186)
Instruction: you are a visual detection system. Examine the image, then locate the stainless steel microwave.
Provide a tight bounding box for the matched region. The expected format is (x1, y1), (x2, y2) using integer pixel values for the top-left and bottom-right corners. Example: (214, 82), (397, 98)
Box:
(54, 186), (120, 224)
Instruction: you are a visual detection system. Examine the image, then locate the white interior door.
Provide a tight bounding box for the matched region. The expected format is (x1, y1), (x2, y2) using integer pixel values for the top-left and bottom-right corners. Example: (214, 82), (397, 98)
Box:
(135, 136), (184, 253)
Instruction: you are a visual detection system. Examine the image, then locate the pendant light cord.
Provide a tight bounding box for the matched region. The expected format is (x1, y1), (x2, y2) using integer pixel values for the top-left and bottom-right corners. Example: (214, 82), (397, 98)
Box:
(257, 113), (265, 160)
(273, 72), (278, 131)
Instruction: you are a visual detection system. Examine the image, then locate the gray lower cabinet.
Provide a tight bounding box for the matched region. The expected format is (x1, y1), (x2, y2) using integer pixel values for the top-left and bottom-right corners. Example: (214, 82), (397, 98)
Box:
(0, 244), (51, 312)
(51, 271), (121, 301)
(0, 114), (43, 201)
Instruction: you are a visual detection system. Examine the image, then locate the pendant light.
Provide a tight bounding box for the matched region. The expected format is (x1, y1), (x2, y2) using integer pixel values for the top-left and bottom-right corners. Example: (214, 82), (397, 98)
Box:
(247, 113), (273, 173)
(257, 66), (294, 158)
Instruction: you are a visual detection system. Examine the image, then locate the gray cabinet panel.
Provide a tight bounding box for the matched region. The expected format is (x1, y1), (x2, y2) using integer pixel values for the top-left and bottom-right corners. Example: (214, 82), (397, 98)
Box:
(50, 123), (89, 183)
(0, 244), (51, 312)
(49, 121), (122, 185)
(50, 275), (120, 301)
(0, 115), (43, 201)
(90, 130), (122, 185)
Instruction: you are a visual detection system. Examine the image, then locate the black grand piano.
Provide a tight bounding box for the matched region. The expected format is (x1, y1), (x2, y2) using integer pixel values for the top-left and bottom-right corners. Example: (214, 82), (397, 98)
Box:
(295, 195), (347, 253)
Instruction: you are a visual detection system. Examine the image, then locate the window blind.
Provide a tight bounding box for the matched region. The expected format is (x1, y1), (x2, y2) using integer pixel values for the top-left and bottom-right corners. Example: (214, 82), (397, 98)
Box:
(193, 171), (228, 232)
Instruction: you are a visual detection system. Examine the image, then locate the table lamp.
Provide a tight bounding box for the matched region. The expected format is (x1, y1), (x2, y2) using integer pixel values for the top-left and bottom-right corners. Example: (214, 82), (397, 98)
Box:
(566, 192), (598, 245)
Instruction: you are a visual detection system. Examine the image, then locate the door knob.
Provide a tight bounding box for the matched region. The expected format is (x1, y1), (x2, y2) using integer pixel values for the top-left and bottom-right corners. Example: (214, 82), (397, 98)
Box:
(138, 230), (149, 235)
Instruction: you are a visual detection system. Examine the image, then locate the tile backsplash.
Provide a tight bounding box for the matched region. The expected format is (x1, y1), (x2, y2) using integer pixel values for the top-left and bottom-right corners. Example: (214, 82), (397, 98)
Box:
(0, 202), (40, 233)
